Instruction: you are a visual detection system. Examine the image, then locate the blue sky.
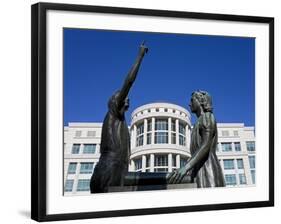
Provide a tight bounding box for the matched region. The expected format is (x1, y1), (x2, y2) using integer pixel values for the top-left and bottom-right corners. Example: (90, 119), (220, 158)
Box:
(63, 28), (255, 126)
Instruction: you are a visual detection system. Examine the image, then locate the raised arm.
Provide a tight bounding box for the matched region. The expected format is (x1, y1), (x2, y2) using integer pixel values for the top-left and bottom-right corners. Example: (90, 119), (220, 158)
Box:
(117, 42), (148, 108)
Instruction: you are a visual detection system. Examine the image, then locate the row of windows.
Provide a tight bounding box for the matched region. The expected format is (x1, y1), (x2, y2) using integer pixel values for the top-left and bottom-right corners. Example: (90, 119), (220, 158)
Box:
(222, 157), (255, 170)
(65, 179), (90, 192)
(220, 130), (239, 137)
(74, 130), (96, 138)
(71, 144), (97, 154)
(225, 174), (247, 186)
(217, 141), (255, 152)
(134, 154), (188, 171)
(133, 108), (188, 119)
(67, 162), (95, 174)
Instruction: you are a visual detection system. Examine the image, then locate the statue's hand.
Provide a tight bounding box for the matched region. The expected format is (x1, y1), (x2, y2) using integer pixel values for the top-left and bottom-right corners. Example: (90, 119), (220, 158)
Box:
(168, 166), (189, 184)
(139, 41), (148, 56)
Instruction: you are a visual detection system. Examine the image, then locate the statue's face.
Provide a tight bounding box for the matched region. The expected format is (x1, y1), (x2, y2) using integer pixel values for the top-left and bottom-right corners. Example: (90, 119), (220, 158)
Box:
(189, 96), (200, 113)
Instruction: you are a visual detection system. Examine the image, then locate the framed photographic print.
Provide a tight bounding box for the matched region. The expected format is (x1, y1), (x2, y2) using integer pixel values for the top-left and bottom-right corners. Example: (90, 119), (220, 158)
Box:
(31, 2), (274, 222)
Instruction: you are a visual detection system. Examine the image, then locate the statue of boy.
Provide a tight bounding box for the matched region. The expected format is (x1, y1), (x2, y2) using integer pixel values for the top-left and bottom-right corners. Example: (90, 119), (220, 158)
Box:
(90, 43), (148, 193)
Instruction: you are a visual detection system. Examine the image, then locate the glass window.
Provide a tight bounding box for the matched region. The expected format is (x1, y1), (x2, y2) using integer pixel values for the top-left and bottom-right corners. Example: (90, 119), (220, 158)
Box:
(180, 157), (187, 168)
(136, 122), (144, 147)
(68, 162), (77, 174)
(154, 154), (168, 166)
(225, 174), (237, 186)
(75, 130), (82, 137)
(147, 119), (152, 132)
(146, 133), (151, 145)
(221, 142), (232, 152)
(64, 180), (74, 192)
(179, 135), (186, 146)
(172, 154), (177, 167)
(134, 158), (142, 170)
(155, 132), (168, 144)
(234, 142), (241, 151)
(246, 141), (255, 151)
(233, 130), (239, 137)
(136, 135), (144, 146)
(223, 159), (235, 169)
(83, 144), (96, 154)
(77, 179), (90, 191)
(222, 130), (229, 137)
(146, 156), (150, 168)
(249, 156), (255, 169)
(239, 174), (247, 185)
(251, 170), (256, 184)
(87, 131), (96, 137)
(237, 159), (244, 169)
(154, 168), (168, 172)
(171, 119), (176, 132)
(171, 132), (176, 144)
(80, 162), (94, 174)
(71, 144), (80, 154)
(179, 122), (186, 135)
(137, 123), (144, 135)
(155, 119), (168, 130)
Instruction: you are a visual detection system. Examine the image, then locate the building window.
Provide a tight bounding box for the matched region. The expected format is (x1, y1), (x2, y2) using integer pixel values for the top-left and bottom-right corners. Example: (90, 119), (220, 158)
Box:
(155, 119), (168, 130)
(75, 130), (82, 137)
(154, 154), (168, 167)
(80, 162), (94, 174)
(83, 144), (96, 154)
(154, 168), (168, 172)
(246, 141), (255, 151)
(221, 142), (232, 152)
(233, 130), (239, 137)
(147, 119), (152, 132)
(172, 154), (177, 167)
(146, 155), (150, 168)
(67, 162), (77, 174)
(223, 159), (235, 169)
(179, 122), (186, 146)
(171, 132), (176, 144)
(222, 130), (229, 137)
(234, 142), (241, 151)
(239, 174), (247, 185)
(147, 133), (151, 144)
(251, 170), (256, 184)
(171, 119), (176, 132)
(136, 122), (144, 146)
(77, 179), (90, 191)
(225, 174), (237, 186)
(64, 180), (74, 192)
(134, 158), (142, 171)
(237, 159), (244, 169)
(155, 132), (168, 144)
(180, 157), (188, 168)
(164, 108), (168, 112)
(248, 156), (255, 169)
(156, 108), (159, 112)
(71, 144), (80, 154)
(87, 131), (96, 137)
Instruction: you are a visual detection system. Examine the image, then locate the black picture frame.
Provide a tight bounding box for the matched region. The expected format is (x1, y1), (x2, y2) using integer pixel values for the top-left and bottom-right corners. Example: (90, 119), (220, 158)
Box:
(31, 2), (274, 222)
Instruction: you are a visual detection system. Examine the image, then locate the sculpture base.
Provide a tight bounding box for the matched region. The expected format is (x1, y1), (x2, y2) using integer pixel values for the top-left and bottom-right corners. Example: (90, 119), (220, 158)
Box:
(108, 172), (197, 192)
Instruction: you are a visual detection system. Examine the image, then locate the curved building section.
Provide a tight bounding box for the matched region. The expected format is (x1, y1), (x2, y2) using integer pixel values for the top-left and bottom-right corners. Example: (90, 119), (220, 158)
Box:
(129, 102), (192, 173)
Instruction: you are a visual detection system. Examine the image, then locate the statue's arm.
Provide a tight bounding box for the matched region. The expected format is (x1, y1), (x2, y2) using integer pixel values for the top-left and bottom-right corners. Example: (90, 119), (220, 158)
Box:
(117, 43), (148, 108)
(184, 114), (215, 171)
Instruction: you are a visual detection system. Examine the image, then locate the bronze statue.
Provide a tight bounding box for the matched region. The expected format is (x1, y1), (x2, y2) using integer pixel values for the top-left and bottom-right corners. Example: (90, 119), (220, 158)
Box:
(169, 91), (225, 187)
(90, 42), (148, 193)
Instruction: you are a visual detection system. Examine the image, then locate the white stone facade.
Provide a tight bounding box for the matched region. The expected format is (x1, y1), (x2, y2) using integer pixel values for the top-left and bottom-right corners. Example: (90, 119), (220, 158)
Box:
(63, 103), (256, 195)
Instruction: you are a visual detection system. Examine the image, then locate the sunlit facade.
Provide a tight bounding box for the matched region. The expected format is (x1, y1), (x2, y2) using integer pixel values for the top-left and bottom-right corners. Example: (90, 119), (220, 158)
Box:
(63, 103), (255, 196)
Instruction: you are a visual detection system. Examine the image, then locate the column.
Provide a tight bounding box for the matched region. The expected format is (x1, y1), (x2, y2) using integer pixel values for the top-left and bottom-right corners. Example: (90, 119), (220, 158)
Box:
(141, 155), (146, 172)
(168, 117), (172, 144)
(150, 154), (155, 172)
(151, 117), (155, 144)
(132, 125), (137, 148)
(243, 156), (253, 185)
(176, 119), (179, 145)
(129, 159), (135, 172)
(176, 155), (180, 168)
(143, 119), (147, 145)
(185, 124), (190, 148)
(168, 153), (172, 172)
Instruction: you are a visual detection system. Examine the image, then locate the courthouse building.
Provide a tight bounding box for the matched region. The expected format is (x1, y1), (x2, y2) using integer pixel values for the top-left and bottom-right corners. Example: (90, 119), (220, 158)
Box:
(64, 102), (256, 196)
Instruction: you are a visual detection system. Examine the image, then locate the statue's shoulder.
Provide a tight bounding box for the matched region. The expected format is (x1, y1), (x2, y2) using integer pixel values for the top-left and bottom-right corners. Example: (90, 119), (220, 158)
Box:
(200, 112), (216, 130)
